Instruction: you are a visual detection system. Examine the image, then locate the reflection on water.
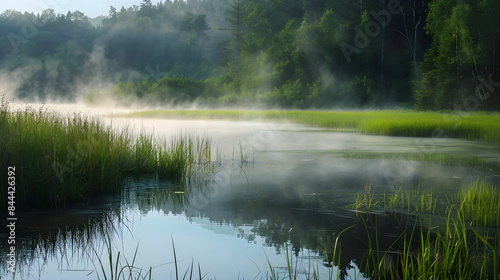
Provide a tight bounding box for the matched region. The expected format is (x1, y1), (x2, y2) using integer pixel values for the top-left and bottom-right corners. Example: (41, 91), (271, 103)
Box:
(1, 155), (497, 279)
(0, 180), (361, 279)
(1, 105), (499, 279)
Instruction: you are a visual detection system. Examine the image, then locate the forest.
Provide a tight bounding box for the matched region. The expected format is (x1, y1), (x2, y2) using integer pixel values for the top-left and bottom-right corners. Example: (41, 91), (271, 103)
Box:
(1, 0), (499, 110)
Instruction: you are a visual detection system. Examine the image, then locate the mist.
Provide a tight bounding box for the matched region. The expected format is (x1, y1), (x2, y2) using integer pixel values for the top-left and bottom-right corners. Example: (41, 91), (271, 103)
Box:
(1, 0), (500, 111)
(2, 2), (500, 279)
(0, 0), (433, 110)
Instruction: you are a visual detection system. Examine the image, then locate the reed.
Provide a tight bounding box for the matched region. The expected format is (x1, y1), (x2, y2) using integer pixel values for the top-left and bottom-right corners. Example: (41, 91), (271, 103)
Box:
(458, 179), (500, 227)
(267, 226), (354, 280)
(95, 239), (205, 280)
(351, 184), (437, 214)
(0, 99), (214, 208)
(351, 182), (500, 219)
(95, 240), (153, 280)
(350, 180), (500, 279)
(387, 185), (440, 214)
(357, 208), (499, 279)
(352, 184), (381, 212)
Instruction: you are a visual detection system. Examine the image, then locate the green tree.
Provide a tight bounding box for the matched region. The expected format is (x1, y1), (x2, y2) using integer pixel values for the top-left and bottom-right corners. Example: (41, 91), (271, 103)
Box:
(193, 15), (210, 41)
(180, 12), (210, 43)
(416, 0), (500, 110)
(241, 2), (273, 55)
(102, 6), (118, 26)
(138, 0), (155, 18)
(219, 0), (247, 70)
(180, 12), (195, 37)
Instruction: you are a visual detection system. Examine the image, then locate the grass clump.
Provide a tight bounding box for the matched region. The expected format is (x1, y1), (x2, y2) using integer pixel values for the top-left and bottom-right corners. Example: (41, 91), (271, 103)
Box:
(387, 185), (439, 214)
(0, 99), (214, 209)
(359, 210), (498, 280)
(351, 180), (500, 278)
(459, 180), (500, 227)
(352, 185), (381, 212)
(351, 181), (500, 226)
(352, 184), (439, 214)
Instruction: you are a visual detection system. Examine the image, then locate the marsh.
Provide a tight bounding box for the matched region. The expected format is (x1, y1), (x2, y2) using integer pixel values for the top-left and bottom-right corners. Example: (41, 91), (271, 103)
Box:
(1, 104), (499, 279)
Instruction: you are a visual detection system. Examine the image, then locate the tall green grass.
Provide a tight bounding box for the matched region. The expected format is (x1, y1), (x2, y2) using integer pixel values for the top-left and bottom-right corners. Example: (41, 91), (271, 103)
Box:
(350, 180), (500, 278)
(351, 184), (440, 214)
(459, 180), (500, 227)
(0, 99), (214, 208)
(350, 180), (500, 228)
(387, 185), (440, 214)
(124, 110), (500, 143)
(358, 210), (498, 279)
(352, 185), (380, 212)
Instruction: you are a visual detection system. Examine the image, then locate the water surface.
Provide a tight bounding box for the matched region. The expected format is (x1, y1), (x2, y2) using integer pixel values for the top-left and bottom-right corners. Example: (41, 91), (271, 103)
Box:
(1, 104), (499, 279)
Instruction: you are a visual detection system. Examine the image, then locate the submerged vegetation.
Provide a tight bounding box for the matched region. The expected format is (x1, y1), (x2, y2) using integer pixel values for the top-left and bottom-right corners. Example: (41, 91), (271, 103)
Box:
(124, 109), (500, 144)
(0, 99), (214, 208)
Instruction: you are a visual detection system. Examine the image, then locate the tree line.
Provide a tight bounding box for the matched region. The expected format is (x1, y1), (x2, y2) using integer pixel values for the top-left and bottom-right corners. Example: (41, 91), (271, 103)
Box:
(1, 0), (499, 110)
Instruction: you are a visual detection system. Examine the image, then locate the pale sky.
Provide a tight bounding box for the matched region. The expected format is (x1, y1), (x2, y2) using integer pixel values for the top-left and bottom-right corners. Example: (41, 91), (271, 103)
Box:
(0, 0), (166, 18)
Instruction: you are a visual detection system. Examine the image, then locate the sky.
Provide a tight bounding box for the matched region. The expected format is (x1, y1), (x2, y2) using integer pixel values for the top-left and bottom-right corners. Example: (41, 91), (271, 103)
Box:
(0, 0), (166, 18)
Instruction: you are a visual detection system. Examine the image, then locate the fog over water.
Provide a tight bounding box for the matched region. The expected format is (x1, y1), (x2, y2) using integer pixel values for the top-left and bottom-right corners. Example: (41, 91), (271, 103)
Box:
(1, 103), (499, 279)
(2, 0), (499, 276)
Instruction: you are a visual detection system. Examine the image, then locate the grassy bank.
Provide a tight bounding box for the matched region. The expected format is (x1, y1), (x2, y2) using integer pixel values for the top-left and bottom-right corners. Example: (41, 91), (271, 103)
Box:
(351, 180), (500, 227)
(0, 100), (214, 208)
(348, 180), (500, 279)
(356, 211), (498, 280)
(122, 110), (500, 143)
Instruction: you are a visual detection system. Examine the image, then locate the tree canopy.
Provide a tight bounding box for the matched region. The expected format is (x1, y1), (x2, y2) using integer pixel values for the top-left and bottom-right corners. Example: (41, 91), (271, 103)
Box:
(1, 0), (498, 110)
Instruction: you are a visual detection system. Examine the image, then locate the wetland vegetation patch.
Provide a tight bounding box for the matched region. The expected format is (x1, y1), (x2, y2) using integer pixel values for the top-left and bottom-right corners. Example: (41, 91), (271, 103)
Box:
(123, 110), (500, 144)
(0, 99), (215, 209)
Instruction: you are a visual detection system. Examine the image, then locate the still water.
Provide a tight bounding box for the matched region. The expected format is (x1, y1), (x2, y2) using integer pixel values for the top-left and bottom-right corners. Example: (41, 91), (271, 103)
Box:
(1, 104), (499, 279)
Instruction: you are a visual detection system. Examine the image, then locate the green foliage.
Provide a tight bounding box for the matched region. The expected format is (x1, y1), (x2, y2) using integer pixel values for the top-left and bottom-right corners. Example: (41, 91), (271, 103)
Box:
(1, 0), (434, 108)
(179, 12), (210, 43)
(459, 179), (500, 227)
(352, 185), (380, 212)
(88, 76), (207, 105)
(241, 2), (273, 55)
(339, 76), (375, 106)
(4, 0), (500, 110)
(350, 180), (500, 228)
(359, 210), (498, 279)
(417, 0), (500, 110)
(351, 180), (499, 279)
